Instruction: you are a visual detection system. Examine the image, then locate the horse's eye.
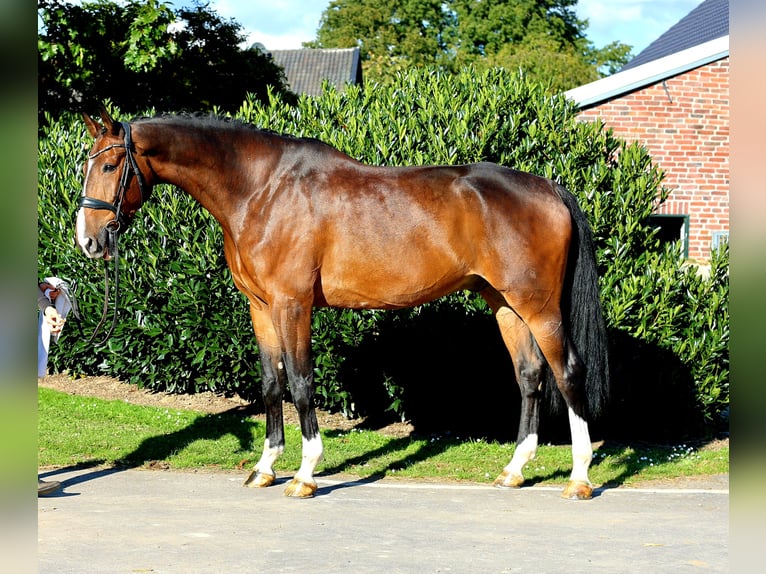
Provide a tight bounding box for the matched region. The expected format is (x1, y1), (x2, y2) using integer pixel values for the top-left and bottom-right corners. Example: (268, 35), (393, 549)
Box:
(103, 164), (117, 173)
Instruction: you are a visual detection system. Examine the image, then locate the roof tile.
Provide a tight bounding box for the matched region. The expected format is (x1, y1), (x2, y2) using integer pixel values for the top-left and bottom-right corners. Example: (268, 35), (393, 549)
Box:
(270, 48), (363, 97)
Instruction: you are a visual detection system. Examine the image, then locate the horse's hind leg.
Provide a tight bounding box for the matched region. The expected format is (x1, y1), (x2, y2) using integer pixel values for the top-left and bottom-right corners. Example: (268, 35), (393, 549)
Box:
(485, 288), (594, 499)
(482, 290), (544, 489)
(523, 312), (594, 500)
(243, 306), (286, 489)
(556, 337), (594, 500)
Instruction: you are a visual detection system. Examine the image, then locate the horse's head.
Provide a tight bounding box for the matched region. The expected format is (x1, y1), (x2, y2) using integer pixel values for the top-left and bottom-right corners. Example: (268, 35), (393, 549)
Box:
(76, 104), (150, 259)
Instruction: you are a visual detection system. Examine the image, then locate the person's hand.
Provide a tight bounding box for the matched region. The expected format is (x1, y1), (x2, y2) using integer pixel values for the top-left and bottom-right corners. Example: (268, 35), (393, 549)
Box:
(44, 306), (65, 334)
(39, 282), (60, 301)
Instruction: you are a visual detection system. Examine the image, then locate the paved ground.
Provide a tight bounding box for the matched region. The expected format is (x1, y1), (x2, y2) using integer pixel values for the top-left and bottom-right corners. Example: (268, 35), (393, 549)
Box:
(38, 467), (728, 573)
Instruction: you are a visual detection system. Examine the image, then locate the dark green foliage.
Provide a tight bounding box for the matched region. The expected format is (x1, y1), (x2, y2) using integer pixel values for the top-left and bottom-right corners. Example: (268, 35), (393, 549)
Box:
(600, 242), (729, 438)
(38, 67), (728, 439)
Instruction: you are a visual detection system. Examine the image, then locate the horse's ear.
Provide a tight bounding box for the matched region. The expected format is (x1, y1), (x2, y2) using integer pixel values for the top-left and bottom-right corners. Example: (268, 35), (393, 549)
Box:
(82, 110), (103, 138)
(96, 103), (121, 136)
(82, 103), (118, 138)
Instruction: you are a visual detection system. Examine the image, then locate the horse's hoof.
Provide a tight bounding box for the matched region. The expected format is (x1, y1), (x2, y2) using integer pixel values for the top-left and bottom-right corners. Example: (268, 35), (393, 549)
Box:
(243, 470), (276, 488)
(493, 470), (524, 489)
(561, 480), (593, 500)
(283, 477), (317, 498)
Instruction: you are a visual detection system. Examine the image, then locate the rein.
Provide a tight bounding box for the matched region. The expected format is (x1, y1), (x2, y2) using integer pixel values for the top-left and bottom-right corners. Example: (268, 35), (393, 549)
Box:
(78, 121), (147, 344)
(88, 226), (120, 345)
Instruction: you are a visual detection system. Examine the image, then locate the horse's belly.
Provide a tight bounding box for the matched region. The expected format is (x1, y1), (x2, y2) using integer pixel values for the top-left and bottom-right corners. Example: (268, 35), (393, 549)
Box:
(316, 267), (481, 310)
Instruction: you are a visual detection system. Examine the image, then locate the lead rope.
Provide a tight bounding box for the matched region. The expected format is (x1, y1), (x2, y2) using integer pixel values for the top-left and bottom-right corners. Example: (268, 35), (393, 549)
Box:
(88, 226), (120, 345)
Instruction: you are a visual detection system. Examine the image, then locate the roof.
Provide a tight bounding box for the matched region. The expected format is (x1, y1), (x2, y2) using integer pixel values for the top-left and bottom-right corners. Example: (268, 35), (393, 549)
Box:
(270, 48), (363, 97)
(564, 35), (728, 108)
(621, 0), (729, 71)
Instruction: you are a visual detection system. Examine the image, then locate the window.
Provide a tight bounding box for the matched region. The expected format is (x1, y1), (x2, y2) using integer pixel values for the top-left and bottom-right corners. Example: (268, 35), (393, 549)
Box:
(648, 214), (689, 257)
(711, 231), (729, 251)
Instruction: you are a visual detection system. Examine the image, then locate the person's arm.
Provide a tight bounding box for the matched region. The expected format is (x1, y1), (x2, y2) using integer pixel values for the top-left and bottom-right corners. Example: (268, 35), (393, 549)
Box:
(37, 284), (52, 312)
(38, 283), (65, 333)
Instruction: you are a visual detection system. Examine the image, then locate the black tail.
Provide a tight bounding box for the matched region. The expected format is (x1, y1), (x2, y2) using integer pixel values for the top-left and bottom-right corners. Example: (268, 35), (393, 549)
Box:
(546, 184), (611, 418)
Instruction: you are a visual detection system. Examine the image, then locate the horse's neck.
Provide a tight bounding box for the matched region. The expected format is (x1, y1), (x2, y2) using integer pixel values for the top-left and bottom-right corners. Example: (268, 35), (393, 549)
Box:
(140, 122), (256, 225)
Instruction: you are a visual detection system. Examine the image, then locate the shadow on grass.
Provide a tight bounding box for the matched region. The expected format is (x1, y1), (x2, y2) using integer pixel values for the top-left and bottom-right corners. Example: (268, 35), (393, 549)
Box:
(590, 437), (727, 490)
(316, 429), (571, 493)
(315, 430), (725, 495)
(113, 404), (260, 468)
(40, 404), (262, 492)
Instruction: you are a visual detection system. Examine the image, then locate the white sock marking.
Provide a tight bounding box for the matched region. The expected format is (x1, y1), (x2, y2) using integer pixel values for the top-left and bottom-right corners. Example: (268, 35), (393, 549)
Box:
(504, 433), (538, 478)
(568, 407), (593, 484)
(295, 435), (324, 483)
(254, 438), (284, 476)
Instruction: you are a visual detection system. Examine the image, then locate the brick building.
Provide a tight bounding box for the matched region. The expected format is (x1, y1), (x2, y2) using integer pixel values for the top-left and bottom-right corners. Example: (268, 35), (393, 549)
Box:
(565, 0), (729, 262)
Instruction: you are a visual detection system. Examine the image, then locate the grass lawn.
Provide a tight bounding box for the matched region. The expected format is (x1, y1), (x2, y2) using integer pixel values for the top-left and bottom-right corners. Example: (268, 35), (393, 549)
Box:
(39, 387), (728, 487)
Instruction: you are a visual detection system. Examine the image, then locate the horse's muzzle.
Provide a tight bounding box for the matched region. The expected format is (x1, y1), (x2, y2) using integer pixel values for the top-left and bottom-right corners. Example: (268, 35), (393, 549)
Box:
(76, 209), (118, 259)
(77, 229), (114, 260)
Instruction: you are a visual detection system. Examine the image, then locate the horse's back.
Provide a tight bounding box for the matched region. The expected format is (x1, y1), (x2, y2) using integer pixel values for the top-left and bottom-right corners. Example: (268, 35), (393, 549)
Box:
(323, 161), (572, 260)
(297, 160), (573, 308)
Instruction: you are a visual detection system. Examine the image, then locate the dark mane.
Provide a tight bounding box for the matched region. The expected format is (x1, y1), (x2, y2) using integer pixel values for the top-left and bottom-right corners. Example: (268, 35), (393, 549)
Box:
(132, 111), (324, 146)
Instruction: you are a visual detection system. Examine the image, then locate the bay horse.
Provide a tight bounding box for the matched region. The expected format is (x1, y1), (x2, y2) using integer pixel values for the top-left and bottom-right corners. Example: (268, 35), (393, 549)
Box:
(76, 106), (609, 499)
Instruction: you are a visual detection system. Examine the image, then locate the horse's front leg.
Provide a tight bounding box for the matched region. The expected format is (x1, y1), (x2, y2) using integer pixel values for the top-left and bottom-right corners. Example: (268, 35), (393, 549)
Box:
(275, 298), (323, 498)
(490, 307), (544, 489)
(244, 306), (286, 489)
(495, 375), (541, 489)
(480, 294), (541, 488)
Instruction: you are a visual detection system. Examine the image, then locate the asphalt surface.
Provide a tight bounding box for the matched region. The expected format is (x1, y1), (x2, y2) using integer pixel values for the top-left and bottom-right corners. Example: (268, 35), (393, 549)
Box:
(38, 467), (728, 573)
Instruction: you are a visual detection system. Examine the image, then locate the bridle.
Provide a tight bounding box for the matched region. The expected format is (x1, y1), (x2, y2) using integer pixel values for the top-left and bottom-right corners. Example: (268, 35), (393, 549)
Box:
(78, 121), (148, 230)
(77, 121), (148, 344)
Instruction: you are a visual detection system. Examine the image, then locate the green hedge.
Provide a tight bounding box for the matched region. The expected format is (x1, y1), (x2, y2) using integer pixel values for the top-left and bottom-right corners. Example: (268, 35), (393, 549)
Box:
(38, 68), (728, 439)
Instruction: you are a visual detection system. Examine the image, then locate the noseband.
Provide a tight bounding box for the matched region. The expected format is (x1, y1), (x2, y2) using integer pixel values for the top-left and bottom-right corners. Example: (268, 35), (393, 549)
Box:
(78, 121), (148, 344)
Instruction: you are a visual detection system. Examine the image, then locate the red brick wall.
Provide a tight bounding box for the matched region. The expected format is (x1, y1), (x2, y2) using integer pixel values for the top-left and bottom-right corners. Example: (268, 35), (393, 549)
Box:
(577, 58), (729, 261)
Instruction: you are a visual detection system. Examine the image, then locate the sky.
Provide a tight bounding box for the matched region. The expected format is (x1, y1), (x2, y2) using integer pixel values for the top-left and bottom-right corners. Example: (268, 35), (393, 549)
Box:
(193, 0), (704, 56)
